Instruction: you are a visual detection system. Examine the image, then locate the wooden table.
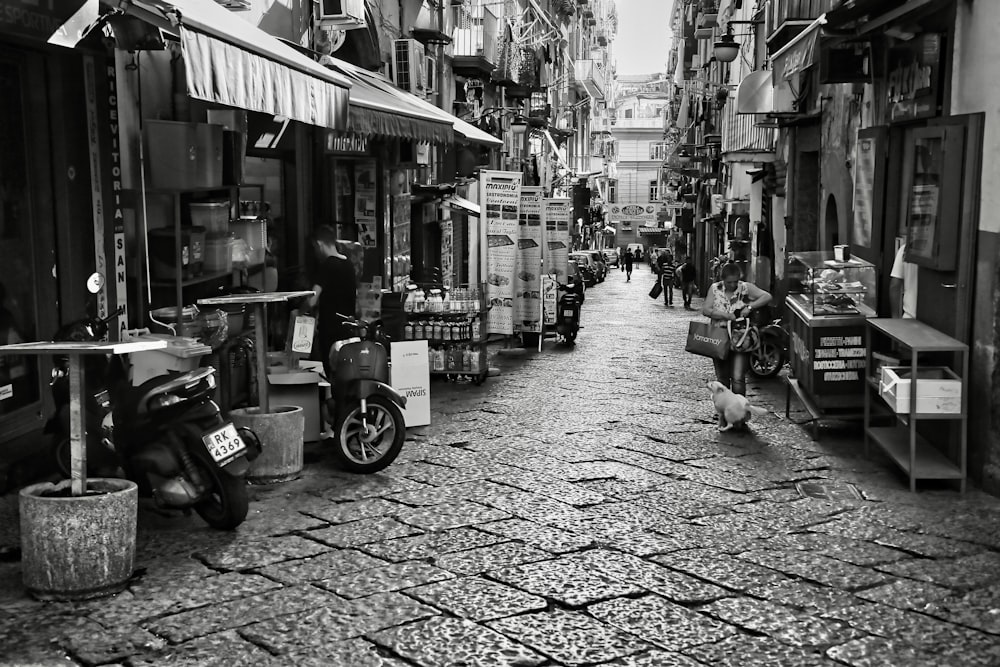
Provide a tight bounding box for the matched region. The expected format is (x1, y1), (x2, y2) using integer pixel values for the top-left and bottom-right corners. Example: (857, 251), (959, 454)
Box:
(197, 291), (314, 413)
(0, 339), (167, 495)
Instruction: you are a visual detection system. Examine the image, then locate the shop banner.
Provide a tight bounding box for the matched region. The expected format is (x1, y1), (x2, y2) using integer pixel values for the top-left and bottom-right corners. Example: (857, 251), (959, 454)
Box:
(542, 274), (558, 326)
(608, 202), (659, 224)
(516, 186), (544, 333)
(355, 160), (377, 248)
(389, 340), (430, 427)
(543, 198), (571, 282)
(480, 170), (522, 335)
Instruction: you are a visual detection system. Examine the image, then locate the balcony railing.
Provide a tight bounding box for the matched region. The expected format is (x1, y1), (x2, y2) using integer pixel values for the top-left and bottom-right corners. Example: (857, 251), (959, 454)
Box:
(573, 59), (606, 99)
(765, 0), (836, 52)
(451, 1), (498, 75)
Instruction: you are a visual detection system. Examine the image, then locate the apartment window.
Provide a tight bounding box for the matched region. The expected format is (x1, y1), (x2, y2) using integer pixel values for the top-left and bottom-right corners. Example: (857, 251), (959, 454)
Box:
(649, 142), (669, 160)
(608, 180), (617, 204)
(624, 109), (633, 119)
(649, 180), (659, 201)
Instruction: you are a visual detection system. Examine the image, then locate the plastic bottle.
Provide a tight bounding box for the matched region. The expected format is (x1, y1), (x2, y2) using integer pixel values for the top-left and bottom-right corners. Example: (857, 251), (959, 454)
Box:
(471, 315), (481, 340)
(404, 323), (413, 340)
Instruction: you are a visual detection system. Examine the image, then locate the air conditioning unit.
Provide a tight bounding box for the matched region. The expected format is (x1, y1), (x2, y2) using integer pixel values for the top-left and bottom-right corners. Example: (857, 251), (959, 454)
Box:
(393, 38), (425, 93)
(423, 55), (437, 96)
(318, 0), (366, 30)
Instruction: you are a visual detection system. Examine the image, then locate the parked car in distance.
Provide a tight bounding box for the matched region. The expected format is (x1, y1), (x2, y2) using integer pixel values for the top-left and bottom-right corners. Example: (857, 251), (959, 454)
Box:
(580, 250), (609, 281)
(602, 249), (619, 267)
(569, 255), (598, 287)
(569, 251), (605, 284)
(566, 259), (589, 294)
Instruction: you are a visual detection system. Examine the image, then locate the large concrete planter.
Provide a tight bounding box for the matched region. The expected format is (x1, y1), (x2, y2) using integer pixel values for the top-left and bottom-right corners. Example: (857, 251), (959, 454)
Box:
(230, 405), (304, 483)
(19, 477), (137, 600)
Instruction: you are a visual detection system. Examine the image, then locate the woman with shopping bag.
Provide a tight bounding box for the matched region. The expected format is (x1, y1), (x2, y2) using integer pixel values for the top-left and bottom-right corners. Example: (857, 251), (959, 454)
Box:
(698, 263), (771, 396)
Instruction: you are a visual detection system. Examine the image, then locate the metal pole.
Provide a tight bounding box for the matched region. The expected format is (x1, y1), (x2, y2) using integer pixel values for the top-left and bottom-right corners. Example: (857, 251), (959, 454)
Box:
(254, 303), (270, 413)
(68, 355), (87, 496)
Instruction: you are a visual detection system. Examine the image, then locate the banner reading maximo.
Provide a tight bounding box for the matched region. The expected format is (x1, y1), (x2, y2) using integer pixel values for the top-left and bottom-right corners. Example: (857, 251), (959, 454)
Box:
(516, 187), (544, 333)
(480, 170), (522, 335)
(608, 202), (659, 224)
(543, 198), (571, 282)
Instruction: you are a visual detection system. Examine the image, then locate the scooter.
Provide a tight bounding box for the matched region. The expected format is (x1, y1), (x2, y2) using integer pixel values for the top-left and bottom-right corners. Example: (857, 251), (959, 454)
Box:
(749, 316), (789, 379)
(48, 273), (261, 530)
(323, 314), (407, 473)
(555, 279), (584, 345)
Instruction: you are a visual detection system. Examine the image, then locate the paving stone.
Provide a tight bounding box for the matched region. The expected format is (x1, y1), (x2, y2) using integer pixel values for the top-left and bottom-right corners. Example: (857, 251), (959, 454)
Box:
(737, 548), (890, 590)
(856, 578), (954, 610)
(487, 609), (653, 666)
(588, 593), (736, 651)
(601, 650), (707, 667)
(317, 560), (453, 598)
(478, 518), (596, 553)
(565, 549), (731, 603)
(920, 583), (1000, 634)
(129, 630), (277, 666)
(826, 635), (1000, 667)
(821, 601), (999, 651)
(489, 553), (644, 606)
(653, 549), (791, 592)
(360, 526), (507, 562)
(434, 540), (552, 575)
(810, 520), (984, 559)
(777, 531), (912, 567)
(301, 497), (406, 524)
(488, 471), (609, 506)
(545, 460), (674, 487)
(279, 636), (414, 666)
(683, 633), (842, 666)
(191, 534), (329, 571)
(876, 551), (1000, 591)
(240, 591), (439, 648)
(370, 615), (546, 666)
(255, 548), (388, 584)
(311, 473), (431, 502)
(236, 507), (329, 536)
(385, 479), (516, 506)
(392, 461), (496, 486)
(307, 516), (423, 548)
(698, 596), (859, 649)
(145, 584), (340, 643)
(405, 575), (548, 621)
(391, 500), (512, 531)
(746, 580), (864, 615)
(480, 490), (588, 523)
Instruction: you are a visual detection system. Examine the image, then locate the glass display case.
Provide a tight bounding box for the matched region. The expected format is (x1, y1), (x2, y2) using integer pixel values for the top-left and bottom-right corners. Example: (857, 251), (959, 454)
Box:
(785, 251), (877, 317)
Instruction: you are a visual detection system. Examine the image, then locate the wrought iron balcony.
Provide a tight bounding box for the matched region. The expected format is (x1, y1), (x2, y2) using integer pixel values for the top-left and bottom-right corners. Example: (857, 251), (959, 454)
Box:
(452, 1), (498, 76)
(765, 0), (836, 53)
(573, 59), (606, 99)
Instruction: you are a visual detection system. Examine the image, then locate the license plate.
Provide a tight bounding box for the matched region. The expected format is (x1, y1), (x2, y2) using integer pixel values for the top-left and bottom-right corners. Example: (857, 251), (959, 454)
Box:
(202, 423), (246, 465)
(563, 309), (575, 317)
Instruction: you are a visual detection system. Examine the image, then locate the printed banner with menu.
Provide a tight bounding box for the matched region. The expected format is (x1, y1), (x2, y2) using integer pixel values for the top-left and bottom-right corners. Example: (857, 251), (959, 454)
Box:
(480, 170), (522, 335)
(608, 202), (659, 224)
(542, 198), (571, 282)
(516, 186), (544, 333)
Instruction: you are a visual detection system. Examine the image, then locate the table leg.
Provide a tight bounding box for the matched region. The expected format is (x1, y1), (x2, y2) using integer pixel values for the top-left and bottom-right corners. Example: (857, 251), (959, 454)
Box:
(253, 303), (269, 413)
(68, 355), (87, 496)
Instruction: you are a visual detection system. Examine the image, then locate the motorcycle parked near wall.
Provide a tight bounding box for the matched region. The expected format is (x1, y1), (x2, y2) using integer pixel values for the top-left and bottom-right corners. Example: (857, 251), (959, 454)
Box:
(49, 273), (261, 530)
(324, 314), (407, 473)
(749, 317), (789, 379)
(555, 279), (584, 345)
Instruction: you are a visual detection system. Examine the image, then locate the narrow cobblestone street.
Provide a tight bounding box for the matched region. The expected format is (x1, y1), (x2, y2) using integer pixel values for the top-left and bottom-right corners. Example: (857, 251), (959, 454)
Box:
(2, 262), (1000, 666)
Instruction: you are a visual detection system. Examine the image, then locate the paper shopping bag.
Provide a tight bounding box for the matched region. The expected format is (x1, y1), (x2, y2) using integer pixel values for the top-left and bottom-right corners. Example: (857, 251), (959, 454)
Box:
(685, 320), (730, 360)
(290, 315), (316, 355)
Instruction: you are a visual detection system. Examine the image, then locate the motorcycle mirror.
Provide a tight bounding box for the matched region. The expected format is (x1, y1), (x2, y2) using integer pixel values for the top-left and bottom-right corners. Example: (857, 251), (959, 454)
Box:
(86, 272), (105, 294)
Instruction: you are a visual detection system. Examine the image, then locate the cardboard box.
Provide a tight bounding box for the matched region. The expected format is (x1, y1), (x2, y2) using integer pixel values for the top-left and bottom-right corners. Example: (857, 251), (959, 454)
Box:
(879, 366), (962, 414)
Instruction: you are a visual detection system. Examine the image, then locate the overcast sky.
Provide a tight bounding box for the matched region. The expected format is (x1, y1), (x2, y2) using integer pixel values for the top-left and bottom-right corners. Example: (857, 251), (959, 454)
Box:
(613, 0), (673, 76)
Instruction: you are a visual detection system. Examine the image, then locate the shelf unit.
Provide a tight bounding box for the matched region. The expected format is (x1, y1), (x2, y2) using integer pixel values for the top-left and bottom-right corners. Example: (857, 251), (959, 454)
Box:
(403, 285), (489, 385)
(864, 318), (968, 493)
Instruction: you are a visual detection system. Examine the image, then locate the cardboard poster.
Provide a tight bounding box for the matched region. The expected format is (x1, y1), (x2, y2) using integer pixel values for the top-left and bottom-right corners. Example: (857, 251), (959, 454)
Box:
(389, 340), (431, 427)
(516, 186), (544, 333)
(541, 274), (558, 326)
(543, 198), (571, 282)
(480, 170), (522, 335)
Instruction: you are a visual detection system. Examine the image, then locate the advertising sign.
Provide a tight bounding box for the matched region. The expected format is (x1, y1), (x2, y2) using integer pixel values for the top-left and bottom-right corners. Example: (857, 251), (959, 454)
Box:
(480, 170), (522, 335)
(389, 340), (431, 427)
(542, 275), (558, 326)
(542, 198), (571, 282)
(608, 202), (659, 224)
(516, 186), (544, 333)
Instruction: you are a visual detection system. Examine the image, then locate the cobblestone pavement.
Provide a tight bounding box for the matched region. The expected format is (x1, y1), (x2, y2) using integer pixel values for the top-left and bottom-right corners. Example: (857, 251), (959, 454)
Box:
(2, 262), (1000, 666)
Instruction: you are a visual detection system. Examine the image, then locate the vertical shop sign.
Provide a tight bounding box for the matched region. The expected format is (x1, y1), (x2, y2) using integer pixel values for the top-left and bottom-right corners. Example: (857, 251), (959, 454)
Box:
(852, 136), (875, 248)
(355, 160), (377, 248)
(480, 170), (521, 335)
(541, 274), (557, 326)
(543, 198), (571, 281)
(105, 54), (129, 338)
(83, 55), (108, 320)
(516, 186), (544, 333)
(440, 219), (453, 289)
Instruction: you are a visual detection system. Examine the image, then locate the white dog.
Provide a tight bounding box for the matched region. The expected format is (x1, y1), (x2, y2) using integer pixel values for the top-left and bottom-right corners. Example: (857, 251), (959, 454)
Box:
(707, 380), (769, 431)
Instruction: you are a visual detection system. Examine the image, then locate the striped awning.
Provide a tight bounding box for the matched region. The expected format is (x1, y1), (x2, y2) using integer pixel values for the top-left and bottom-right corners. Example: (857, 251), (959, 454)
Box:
(720, 102), (775, 159)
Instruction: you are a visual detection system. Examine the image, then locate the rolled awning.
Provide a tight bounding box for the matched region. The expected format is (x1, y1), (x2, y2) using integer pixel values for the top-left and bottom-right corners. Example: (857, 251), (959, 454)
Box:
(123, 0), (351, 130)
(771, 14), (826, 81)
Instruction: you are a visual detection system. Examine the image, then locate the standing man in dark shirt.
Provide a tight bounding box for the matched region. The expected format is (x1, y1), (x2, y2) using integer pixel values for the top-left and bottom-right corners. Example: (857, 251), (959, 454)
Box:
(677, 255), (697, 309)
(307, 225), (357, 375)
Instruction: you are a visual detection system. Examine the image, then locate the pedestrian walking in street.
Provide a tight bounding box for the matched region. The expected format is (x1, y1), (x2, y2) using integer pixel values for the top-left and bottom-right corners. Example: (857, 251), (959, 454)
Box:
(677, 255), (697, 309)
(657, 252), (676, 306)
(623, 249), (634, 281)
(701, 263), (771, 396)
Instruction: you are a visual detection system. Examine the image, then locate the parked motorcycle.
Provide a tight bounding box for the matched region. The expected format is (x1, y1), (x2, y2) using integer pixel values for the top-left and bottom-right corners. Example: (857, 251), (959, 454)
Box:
(324, 314), (407, 473)
(48, 273), (261, 530)
(555, 279), (584, 345)
(749, 317), (789, 379)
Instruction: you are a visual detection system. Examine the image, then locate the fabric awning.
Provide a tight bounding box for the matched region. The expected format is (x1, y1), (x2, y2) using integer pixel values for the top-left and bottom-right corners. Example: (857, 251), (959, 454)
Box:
(123, 0), (351, 130)
(736, 71), (773, 114)
(771, 14), (827, 81)
(443, 194), (481, 217)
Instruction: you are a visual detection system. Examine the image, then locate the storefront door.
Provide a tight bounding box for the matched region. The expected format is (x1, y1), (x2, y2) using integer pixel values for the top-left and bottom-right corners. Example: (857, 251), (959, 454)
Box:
(0, 47), (59, 441)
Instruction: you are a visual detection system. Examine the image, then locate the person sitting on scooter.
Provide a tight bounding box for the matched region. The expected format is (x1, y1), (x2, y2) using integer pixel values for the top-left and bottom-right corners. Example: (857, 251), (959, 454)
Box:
(306, 225), (357, 377)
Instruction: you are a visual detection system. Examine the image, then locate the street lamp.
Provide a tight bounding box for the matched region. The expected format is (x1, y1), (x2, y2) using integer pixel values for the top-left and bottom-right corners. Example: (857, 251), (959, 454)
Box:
(713, 19), (762, 63)
(510, 116), (528, 136)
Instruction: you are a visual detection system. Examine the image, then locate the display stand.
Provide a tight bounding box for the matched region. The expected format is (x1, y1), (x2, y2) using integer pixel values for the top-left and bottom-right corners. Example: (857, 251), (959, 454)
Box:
(403, 284), (488, 385)
(864, 318), (968, 493)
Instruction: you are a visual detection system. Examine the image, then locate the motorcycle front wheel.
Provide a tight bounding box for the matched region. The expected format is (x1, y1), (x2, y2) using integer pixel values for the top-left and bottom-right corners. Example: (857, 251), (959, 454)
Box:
(749, 339), (784, 379)
(193, 456), (249, 530)
(333, 395), (405, 474)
